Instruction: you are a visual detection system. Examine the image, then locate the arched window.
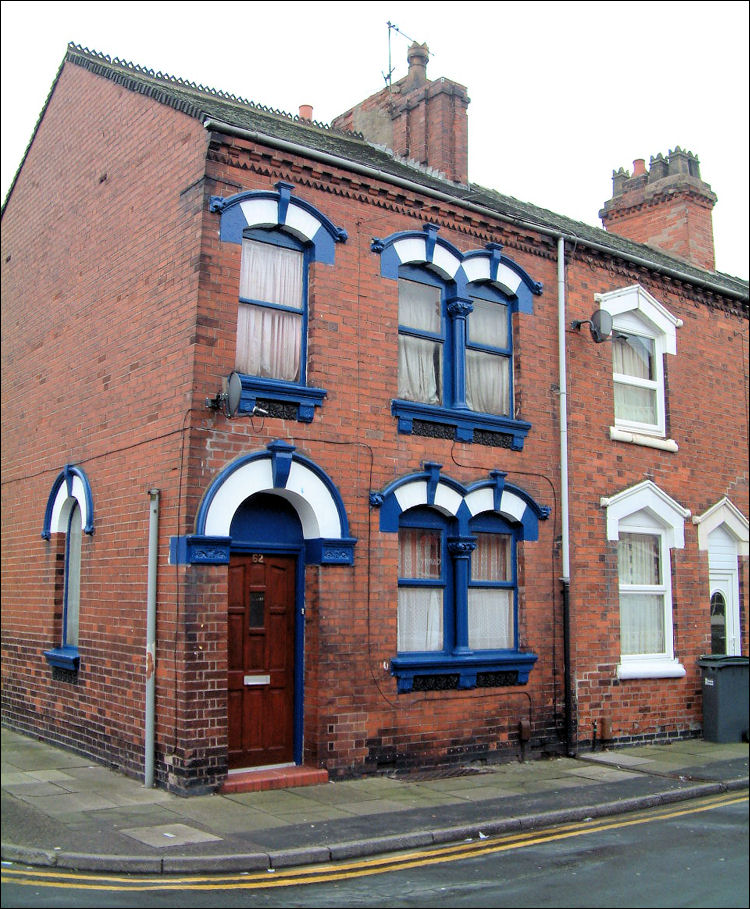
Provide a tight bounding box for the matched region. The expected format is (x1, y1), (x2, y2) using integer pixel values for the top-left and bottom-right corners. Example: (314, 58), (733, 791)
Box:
(42, 466), (94, 671)
(373, 464), (549, 692)
(210, 182), (347, 423)
(602, 480), (690, 679)
(237, 228), (308, 385)
(373, 226), (541, 448)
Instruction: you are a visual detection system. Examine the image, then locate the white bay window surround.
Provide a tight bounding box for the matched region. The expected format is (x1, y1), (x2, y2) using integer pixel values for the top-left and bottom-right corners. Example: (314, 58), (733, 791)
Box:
(596, 285), (681, 451)
(602, 481), (690, 679)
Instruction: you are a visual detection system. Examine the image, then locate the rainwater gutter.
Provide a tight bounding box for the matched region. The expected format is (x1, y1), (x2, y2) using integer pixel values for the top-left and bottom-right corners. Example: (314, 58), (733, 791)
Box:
(202, 117), (748, 304)
(145, 488), (160, 788)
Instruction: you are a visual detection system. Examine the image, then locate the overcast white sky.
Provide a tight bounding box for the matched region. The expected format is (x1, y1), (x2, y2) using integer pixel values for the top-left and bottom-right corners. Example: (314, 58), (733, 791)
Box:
(2, 1), (748, 277)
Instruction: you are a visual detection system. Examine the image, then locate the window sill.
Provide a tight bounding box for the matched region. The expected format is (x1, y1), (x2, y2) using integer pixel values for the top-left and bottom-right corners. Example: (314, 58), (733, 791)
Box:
(44, 646), (80, 672)
(616, 658), (686, 680)
(610, 426), (678, 452)
(392, 399), (530, 449)
(391, 651), (537, 693)
(234, 374), (326, 423)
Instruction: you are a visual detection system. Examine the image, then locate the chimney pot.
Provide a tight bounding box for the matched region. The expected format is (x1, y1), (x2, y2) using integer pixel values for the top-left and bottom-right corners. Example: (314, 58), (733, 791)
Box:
(406, 42), (430, 86)
(601, 150), (717, 270)
(299, 104), (313, 121)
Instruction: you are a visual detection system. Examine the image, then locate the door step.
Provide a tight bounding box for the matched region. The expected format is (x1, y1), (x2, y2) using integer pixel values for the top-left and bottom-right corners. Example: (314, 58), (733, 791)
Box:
(220, 765), (328, 794)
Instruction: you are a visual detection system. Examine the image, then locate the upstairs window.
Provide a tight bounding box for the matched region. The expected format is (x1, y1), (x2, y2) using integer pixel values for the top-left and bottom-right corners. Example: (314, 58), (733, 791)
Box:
(210, 182), (347, 423)
(397, 272), (513, 418)
(612, 331), (660, 429)
(596, 284), (681, 450)
(465, 286), (511, 417)
(374, 227), (541, 448)
(398, 276), (443, 406)
(237, 234), (305, 384)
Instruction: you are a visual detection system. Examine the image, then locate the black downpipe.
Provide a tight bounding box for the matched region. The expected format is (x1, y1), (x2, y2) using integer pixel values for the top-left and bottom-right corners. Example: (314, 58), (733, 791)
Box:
(562, 577), (576, 755)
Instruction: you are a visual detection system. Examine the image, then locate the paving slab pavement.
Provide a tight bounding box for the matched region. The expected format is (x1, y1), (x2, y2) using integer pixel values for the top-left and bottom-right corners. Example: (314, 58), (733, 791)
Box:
(1, 725), (747, 873)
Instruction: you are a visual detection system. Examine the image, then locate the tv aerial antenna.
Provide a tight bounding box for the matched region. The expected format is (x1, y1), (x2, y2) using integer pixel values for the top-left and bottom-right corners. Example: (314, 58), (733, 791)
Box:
(383, 20), (420, 89)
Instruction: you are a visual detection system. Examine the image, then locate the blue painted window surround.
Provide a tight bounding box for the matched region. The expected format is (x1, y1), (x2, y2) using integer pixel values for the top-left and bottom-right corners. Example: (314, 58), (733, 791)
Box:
(373, 226), (542, 448)
(393, 507), (534, 692)
(372, 465), (549, 693)
(210, 182), (347, 423)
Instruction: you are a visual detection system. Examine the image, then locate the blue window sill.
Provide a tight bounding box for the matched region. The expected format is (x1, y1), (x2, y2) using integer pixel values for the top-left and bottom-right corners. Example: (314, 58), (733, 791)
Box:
(44, 646), (80, 672)
(391, 651), (538, 693)
(234, 374), (326, 423)
(392, 399), (530, 449)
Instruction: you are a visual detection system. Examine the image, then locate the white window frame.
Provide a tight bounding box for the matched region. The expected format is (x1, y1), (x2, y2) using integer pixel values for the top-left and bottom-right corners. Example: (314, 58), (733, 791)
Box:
(601, 481), (690, 679)
(596, 285), (682, 451)
(693, 498), (749, 656)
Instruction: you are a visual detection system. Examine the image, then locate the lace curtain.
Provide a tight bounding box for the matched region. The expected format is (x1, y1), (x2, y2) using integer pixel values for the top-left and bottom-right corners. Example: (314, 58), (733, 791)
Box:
(236, 240), (303, 381)
(398, 528), (443, 651)
(618, 533), (664, 655)
(613, 334), (657, 424)
(468, 533), (512, 649)
(466, 350), (509, 415)
(398, 279), (442, 404)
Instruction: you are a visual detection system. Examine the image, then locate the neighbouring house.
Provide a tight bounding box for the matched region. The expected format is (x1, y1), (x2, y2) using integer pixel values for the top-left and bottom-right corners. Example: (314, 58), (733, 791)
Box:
(1, 42), (747, 794)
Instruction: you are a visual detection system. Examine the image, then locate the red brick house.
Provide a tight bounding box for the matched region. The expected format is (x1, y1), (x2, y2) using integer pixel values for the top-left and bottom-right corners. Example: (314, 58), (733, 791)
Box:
(2, 43), (747, 794)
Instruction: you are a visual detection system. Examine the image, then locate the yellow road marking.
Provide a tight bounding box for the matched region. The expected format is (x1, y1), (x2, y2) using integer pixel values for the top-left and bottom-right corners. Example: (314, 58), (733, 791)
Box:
(3, 791), (747, 892)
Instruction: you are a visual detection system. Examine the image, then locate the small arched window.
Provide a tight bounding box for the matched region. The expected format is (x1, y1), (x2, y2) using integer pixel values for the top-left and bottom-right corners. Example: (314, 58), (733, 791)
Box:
(42, 466), (94, 671)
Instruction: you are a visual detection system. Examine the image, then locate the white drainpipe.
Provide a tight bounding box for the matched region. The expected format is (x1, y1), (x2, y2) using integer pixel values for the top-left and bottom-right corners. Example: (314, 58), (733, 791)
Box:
(557, 236), (575, 753)
(145, 488), (160, 788)
(557, 236), (570, 583)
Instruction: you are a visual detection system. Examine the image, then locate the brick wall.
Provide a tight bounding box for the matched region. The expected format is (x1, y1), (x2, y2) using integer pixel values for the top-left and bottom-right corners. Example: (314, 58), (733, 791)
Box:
(2, 57), (747, 791)
(1, 60), (209, 783)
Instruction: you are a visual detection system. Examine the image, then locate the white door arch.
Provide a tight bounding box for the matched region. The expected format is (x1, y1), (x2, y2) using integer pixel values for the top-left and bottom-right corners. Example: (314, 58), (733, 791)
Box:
(694, 499), (748, 657)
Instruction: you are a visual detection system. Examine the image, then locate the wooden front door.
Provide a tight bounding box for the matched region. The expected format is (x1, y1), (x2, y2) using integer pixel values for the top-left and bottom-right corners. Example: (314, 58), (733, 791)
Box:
(228, 553), (296, 769)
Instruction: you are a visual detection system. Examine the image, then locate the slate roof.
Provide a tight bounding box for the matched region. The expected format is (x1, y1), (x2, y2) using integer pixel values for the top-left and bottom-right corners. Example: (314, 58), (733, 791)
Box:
(5, 43), (748, 305)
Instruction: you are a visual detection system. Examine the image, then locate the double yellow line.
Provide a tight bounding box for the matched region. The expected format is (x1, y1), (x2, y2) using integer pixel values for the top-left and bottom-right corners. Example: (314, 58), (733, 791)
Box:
(3, 791), (747, 893)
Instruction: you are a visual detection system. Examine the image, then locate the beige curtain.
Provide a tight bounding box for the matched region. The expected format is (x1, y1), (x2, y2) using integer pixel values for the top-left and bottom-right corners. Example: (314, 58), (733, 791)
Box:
(618, 533), (665, 655)
(613, 335), (657, 424)
(236, 240), (303, 381)
(398, 528), (443, 651)
(398, 279), (443, 404)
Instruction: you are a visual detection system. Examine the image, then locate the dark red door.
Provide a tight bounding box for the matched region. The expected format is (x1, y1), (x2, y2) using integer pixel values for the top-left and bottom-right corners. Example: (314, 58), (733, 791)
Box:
(227, 554), (296, 769)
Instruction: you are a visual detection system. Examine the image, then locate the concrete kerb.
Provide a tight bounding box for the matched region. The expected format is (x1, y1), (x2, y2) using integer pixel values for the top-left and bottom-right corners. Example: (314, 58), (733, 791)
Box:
(2, 776), (747, 875)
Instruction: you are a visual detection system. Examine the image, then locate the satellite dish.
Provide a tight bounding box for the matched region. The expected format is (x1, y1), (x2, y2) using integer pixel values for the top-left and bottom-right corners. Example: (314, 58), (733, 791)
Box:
(589, 309), (613, 343)
(226, 371), (243, 418)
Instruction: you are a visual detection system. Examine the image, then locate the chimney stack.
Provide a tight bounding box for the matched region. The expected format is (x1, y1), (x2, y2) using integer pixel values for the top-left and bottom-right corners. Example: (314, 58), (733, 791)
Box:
(599, 148), (717, 271)
(331, 42), (470, 184)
